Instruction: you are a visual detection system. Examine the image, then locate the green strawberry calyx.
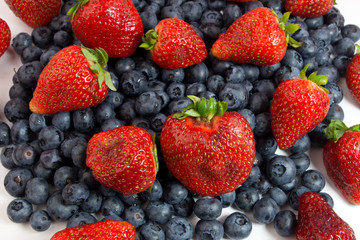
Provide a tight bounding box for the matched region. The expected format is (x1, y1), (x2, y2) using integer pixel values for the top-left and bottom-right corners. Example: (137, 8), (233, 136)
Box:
(139, 30), (158, 50)
(300, 63), (329, 93)
(67, 0), (89, 20)
(272, 10), (302, 48)
(325, 119), (360, 143)
(172, 95), (228, 123)
(81, 45), (117, 91)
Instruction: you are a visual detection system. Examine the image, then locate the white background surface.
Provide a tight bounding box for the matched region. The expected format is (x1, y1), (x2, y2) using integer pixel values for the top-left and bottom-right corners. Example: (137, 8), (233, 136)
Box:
(0, 1), (360, 239)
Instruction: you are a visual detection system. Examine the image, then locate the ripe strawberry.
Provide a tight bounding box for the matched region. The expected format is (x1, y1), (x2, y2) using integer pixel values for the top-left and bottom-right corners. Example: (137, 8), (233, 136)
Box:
(4, 0), (61, 28)
(50, 220), (136, 240)
(86, 126), (158, 196)
(0, 18), (11, 57)
(210, 7), (301, 66)
(139, 18), (207, 69)
(323, 120), (360, 205)
(160, 96), (255, 197)
(285, 0), (334, 18)
(29, 45), (116, 114)
(346, 45), (360, 105)
(270, 64), (330, 150)
(68, 0), (143, 58)
(296, 191), (356, 239)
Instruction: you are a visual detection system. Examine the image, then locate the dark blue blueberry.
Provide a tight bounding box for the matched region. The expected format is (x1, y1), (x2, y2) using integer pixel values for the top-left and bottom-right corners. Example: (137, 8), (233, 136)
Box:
(30, 210), (51, 231)
(308, 122), (329, 148)
(242, 165), (261, 187)
(182, 1), (202, 22)
(332, 55), (351, 77)
(288, 186), (310, 210)
(315, 50), (332, 66)
(100, 118), (125, 132)
(46, 190), (79, 221)
(4, 167), (33, 197)
(296, 36), (319, 58)
(200, 9), (223, 27)
(163, 181), (188, 205)
(206, 0), (226, 10)
(173, 196), (195, 218)
(281, 49), (304, 69)
(31, 26), (53, 49)
(12, 143), (37, 168)
(253, 112), (271, 137)
(122, 205), (146, 229)
(51, 111), (71, 131)
(40, 47), (60, 66)
(160, 5), (184, 19)
(120, 70), (148, 96)
(21, 45), (42, 63)
(234, 186), (260, 211)
(303, 57), (318, 74)
(114, 57), (135, 76)
(269, 187), (288, 207)
(98, 185), (117, 197)
(341, 24), (360, 42)
(335, 37), (355, 57)
(195, 219), (224, 240)
(32, 160), (53, 182)
(62, 182), (90, 205)
(324, 103), (344, 124)
(274, 65), (300, 86)
(251, 174), (273, 194)
(4, 98), (32, 123)
(9, 83), (33, 102)
(194, 197), (222, 220)
(150, 113), (167, 132)
(118, 100), (137, 121)
(161, 68), (185, 83)
(311, 28), (332, 50)
(199, 22), (223, 41)
(61, 0), (77, 14)
(223, 3), (242, 27)
(145, 200), (174, 224)
(80, 191), (102, 213)
(266, 155), (296, 186)
(217, 191), (236, 208)
(325, 11), (345, 28)
(278, 178), (297, 193)
(259, 62), (281, 78)
(186, 83), (207, 97)
(164, 217), (194, 240)
(320, 192), (334, 208)
(218, 83), (249, 111)
(242, 0), (263, 12)
(238, 108), (256, 130)
(72, 108), (95, 133)
(10, 119), (34, 144)
(247, 92), (269, 115)
(136, 60), (160, 80)
(185, 62), (209, 83)
(317, 64), (340, 85)
(55, 14), (73, 32)
(78, 169), (100, 190)
(25, 177), (49, 205)
(225, 65), (246, 83)
(140, 179), (163, 202)
(118, 192), (143, 206)
(1, 144), (16, 169)
(40, 149), (63, 169)
(154, 90), (170, 110)
(130, 117), (150, 129)
(167, 97), (193, 115)
(53, 30), (73, 48)
(289, 152), (311, 176)
(60, 136), (87, 159)
(0, 121), (10, 147)
(305, 16), (324, 29)
(289, 134), (311, 153)
(12, 32), (32, 55)
(29, 113), (47, 133)
(206, 75), (225, 94)
(94, 102), (116, 124)
(274, 210), (297, 237)
(325, 83), (343, 104)
(7, 198), (33, 223)
(100, 215), (123, 221)
(66, 212), (97, 228)
(223, 212), (252, 239)
(255, 134), (278, 158)
(252, 197), (279, 224)
(101, 196), (125, 216)
(139, 221), (165, 240)
(242, 63), (260, 82)
(135, 91), (162, 116)
(211, 58), (233, 75)
(105, 91), (124, 109)
(301, 169), (325, 192)
(53, 166), (78, 189)
(38, 125), (64, 151)
(144, 2), (161, 15)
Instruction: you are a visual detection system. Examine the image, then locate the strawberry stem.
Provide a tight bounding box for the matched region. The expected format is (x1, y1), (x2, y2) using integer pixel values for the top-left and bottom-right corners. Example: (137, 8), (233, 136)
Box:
(325, 119), (360, 143)
(67, 0), (89, 20)
(272, 9), (302, 48)
(139, 30), (158, 50)
(172, 96), (228, 123)
(300, 63), (329, 93)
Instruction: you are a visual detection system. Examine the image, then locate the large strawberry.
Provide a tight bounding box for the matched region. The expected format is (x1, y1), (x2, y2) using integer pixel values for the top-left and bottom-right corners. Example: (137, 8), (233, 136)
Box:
(160, 96), (255, 197)
(285, 0), (334, 18)
(86, 126), (158, 196)
(29, 45), (116, 114)
(4, 0), (61, 28)
(0, 18), (11, 57)
(296, 191), (356, 239)
(68, 0), (143, 58)
(210, 7), (301, 66)
(139, 18), (207, 69)
(50, 220), (136, 240)
(346, 44), (360, 105)
(323, 120), (360, 205)
(270, 64), (330, 150)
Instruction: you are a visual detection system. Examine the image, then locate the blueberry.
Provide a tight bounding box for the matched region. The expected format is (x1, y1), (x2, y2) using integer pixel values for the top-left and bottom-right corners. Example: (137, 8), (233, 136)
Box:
(288, 186), (310, 210)
(320, 192), (334, 208)
(31, 26), (53, 49)
(136, 60), (160, 81)
(238, 108), (256, 130)
(217, 191), (236, 208)
(281, 49), (304, 70)
(139, 221), (165, 240)
(252, 174), (273, 194)
(311, 28), (332, 50)
(4, 98), (32, 123)
(150, 113), (167, 132)
(252, 197), (279, 224)
(60, 136), (88, 159)
(135, 91), (163, 116)
(324, 103), (344, 124)
(274, 65), (301, 86)
(29, 210), (51, 232)
(173, 196), (195, 218)
(206, 75), (225, 94)
(253, 112), (271, 137)
(218, 83), (249, 111)
(160, 5), (184, 19)
(223, 212), (252, 239)
(195, 219), (224, 240)
(154, 90), (170, 110)
(40, 47), (60, 66)
(38, 125), (64, 151)
(11, 119), (34, 144)
(301, 169), (326, 192)
(122, 206), (146, 229)
(325, 83), (343, 104)
(32, 160), (53, 181)
(167, 97), (193, 115)
(223, 3), (242, 27)
(161, 68), (185, 83)
(164, 217), (194, 240)
(296, 36), (319, 59)
(46, 191), (79, 221)
(211, 58), (233, 75)
(145, 200), (174, 224)
(118, 100), (137, 121)
(289, 152), (311, 176)
(308, 122), (329, 148)
(185, 62), (209, 84)
(225, 65), (246, 83)
(341, 24), (360, 42)
(21, 45), (43, 63)
(242, 165), (261, 187)
(266, 155), (297, 186)
(200, 9), (223, 27)
(163, 181), (188, 205)
(144, 2), (161, 15)
(29, 113), (47, 133)
(100, 215), (123, 221)
(259, 62), (281, 78)
(317, 64), (340, 85)
(335, 37), (355, 57)
(12, 32), (32, 55)
(7, 198), (33, 223)
(4, 167), (33, 197)
(0, 121), (10, 146)
(305, 16), (324, 29)
(120, 70), (148, 96)
(289, 134), (311, 153)
(78, 169), (100, 190)
(186, 83), (207, 96)
(79, 191), (102, 213)
(9, 83), (33, 102)
(66, 212), (97, 228)
(53, 166), (78, 189)
(53, 30), (73, 48)
(332, 55), (351, 77)
(118, 192), (143, 207)
(101, 196), (125, 217)
(72, 108), (95, 133)
(182, 1), (202, 22)
(140, 178), (163, 202)
(130, 117), (150, 129)
(114, 57), (135, 76)
(206, 0), (226, 10)
(278, 178), (297, 193)
(234, 186), (260, 211)
(274, 210), (297, 237)
(193, 197), (222, 220)
(25, 177), (49, 205)
(269, 187), (288, 207)
(255, 134), (278, 158)
(1, 144), (17, 169)
(62, 182), (90, 205)
(325, 11), (345, 28)
(51, 111), (71, 131)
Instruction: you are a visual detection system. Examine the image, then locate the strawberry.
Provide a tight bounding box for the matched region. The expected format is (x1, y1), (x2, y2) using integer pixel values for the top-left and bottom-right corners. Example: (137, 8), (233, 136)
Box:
(346, 44), (360, 105)
(160, 96), (255, 197)
(86, 126), (158, 196)
(0, 18), (11, 57)
(4, 0), (61, 28)
(296, 191), (356, 239)
(50, 220), (136, 240)
(323, 120), (360, 205)
(285, 0), (334, 18)
(29, 45), (116, 114)
(210, 7), (301, 66)
(139, 18), (207, 69)
(67, 0), (143, 58)
(270, 64), (330, 150)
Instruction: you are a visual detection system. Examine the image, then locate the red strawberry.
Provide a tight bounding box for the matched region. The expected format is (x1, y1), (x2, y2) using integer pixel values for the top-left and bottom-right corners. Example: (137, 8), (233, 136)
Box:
(296, 191), (356, 239)
(160, 96), (255, 197)
(50, 220), (136, 240)
(346, 45), (360, 105)
(29, 45), (116, 114)
(210, 7), (301, 66)
(68, 0), (143, 58)
(270, 64), (330, 150)
(139, 18), (207, 69)
(4, 0), (61, 28)
(323, 120), (360, 205)
(285, 0), (334, 18)
(86, 126), (158, 196)
(0, 18), (11, 57)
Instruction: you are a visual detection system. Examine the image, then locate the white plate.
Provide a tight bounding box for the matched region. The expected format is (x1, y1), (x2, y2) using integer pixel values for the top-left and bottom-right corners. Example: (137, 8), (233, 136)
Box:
(0, 1), (360, 239)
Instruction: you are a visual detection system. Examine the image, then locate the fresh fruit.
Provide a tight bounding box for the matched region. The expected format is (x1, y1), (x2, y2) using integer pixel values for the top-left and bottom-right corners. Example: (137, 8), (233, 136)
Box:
(285, 0), (334, 18)
(29, 45), (115, 114)
(140, 18), (207, 69)
(86, 126), (158, 196)
(210, 7), (301, 66)
(68, 0), (143, 58)
(270, 64), (330, 150)
(0, 18), (11, 57)
(346, 44), (360, 105)
(50, 220), (136, 240)
(296, 191), (356, 239)
(323, 119), (360, 204)
(4, 0), (61, 28)
(160, 96), (255, 197)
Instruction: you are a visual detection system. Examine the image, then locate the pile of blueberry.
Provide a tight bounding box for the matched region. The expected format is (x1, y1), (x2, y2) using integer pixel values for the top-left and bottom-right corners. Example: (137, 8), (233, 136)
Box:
(1, 0), (359, 239)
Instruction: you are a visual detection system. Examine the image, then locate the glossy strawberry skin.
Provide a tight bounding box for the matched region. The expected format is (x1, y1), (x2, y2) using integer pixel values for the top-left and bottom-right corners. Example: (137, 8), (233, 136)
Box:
(86, 126), (157, 196)
(50, 220), (136, 240)
(0, 18), (11, 57)
(323, 130), (360, 204)
(29, 46), (108, 114)
(270, 78), (329, 150)
(211, 7), (286, 66)
(5, 0), (61, 28)
(150, 18), (207, 69)
(71, 0), (143, 58)
(296, 191), (356, 239)
(285, 0), (334, 18)
(346, 54), (360, 105)
(160, 112), (255, 197)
